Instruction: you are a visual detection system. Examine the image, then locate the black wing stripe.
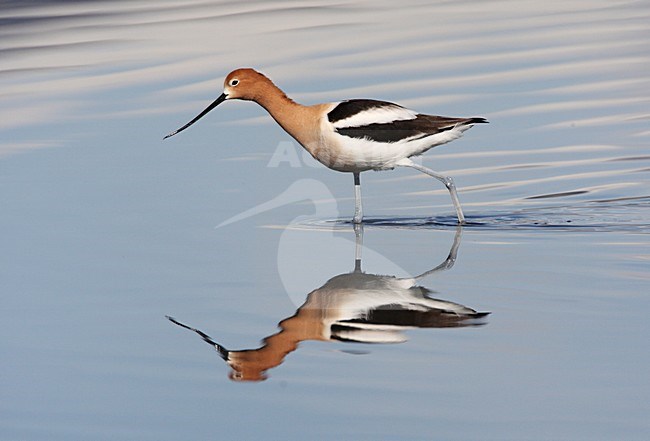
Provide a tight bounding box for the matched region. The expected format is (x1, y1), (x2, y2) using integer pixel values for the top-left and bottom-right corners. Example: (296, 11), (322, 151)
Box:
(335, 115), (488, 143)
(336, 124), (436, 143)
(334, 307), (486, 329)
(336, 115), (452, 143)
(327, 99), (406, 124)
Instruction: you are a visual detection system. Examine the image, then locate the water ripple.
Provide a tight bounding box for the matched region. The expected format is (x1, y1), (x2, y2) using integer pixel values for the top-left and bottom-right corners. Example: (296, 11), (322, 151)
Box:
(301, 196), (650, 233)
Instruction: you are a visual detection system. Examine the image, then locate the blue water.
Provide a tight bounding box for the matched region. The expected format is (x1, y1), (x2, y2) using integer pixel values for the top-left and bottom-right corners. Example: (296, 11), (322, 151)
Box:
(1, 1), (649, 440)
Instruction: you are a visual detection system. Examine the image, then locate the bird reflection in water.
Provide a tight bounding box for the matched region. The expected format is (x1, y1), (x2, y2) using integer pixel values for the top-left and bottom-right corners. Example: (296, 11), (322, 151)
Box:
(167, 226), (489, 381)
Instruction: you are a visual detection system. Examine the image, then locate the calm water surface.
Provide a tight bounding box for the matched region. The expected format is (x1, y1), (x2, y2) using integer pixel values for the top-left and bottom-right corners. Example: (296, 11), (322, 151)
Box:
(1, 1), (649, 440)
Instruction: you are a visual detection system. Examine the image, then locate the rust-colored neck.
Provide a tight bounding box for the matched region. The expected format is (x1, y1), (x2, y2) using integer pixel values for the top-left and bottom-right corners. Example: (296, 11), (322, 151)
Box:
(252, 79), (325, 154)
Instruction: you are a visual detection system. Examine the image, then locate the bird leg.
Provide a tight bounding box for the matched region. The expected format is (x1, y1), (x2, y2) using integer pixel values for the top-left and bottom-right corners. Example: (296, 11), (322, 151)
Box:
(397, 159), (465, 224)
(353, 172), (363, 224)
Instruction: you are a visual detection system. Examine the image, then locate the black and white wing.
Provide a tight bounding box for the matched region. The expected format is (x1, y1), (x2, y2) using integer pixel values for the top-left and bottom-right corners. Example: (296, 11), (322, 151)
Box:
(328, 99), (487, 143)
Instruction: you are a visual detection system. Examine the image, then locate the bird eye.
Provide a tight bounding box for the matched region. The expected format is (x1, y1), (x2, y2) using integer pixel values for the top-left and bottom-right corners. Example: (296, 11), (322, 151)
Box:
(229, 79), (239, 87)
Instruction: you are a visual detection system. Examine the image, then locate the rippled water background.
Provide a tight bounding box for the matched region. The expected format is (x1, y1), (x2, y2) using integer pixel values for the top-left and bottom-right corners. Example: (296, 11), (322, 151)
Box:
(2, 1), (649, 440)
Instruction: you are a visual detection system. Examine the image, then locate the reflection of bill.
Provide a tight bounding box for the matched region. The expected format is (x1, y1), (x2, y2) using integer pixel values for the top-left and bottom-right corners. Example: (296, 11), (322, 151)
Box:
(167, 227), (489, 382)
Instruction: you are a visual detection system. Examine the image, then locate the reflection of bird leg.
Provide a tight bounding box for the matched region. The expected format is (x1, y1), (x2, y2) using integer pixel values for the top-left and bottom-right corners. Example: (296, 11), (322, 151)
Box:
(353, 223), (364, 273)
(414, 225), (463, 280)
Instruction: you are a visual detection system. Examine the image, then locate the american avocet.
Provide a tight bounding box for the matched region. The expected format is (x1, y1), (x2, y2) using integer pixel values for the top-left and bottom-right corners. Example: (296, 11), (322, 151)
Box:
(164, 68), (488, 224)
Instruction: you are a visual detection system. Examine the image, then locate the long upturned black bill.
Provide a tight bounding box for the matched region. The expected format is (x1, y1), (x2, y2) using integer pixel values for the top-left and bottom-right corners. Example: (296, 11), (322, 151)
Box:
(163, 92), (228, 139)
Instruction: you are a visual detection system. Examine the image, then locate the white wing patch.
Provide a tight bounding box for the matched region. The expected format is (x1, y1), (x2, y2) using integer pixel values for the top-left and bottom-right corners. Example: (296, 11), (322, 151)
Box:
(332, 104), (417, 129)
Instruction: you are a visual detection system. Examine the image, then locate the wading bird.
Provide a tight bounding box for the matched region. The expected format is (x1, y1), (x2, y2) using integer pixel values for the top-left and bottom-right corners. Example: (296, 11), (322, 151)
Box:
(165, 68), (487, 224)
